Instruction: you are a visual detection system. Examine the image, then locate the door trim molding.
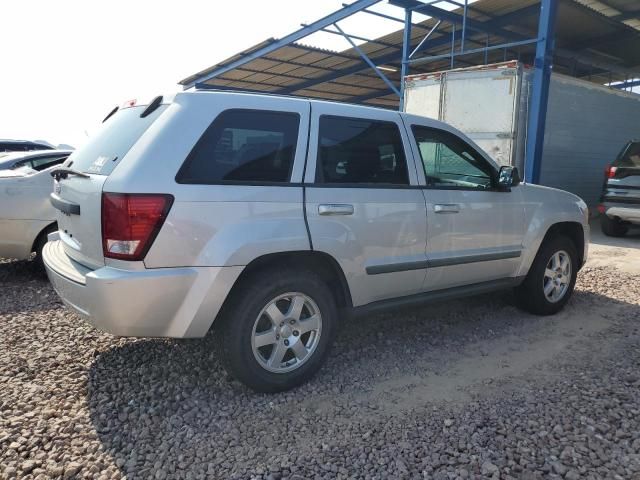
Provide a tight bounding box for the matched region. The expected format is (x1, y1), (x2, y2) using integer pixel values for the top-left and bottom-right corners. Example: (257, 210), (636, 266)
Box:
(352, 276), (524, 317)
(365, 249), (521, 275)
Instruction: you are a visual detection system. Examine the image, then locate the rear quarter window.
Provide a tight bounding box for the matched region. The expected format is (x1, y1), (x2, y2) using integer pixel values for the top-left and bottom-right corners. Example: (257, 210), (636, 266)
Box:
(614, 142), (640, 168)
(65, 105), (168, 176)
(176, 109), (300, 184)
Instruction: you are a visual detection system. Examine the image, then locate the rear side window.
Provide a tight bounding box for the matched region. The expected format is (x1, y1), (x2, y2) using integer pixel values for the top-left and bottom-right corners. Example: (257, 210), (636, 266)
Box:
(614, 141), (640, 168)
(66, 105), (168, 176)
(316, 115), (409, 185)
(177, 109), (300, 184)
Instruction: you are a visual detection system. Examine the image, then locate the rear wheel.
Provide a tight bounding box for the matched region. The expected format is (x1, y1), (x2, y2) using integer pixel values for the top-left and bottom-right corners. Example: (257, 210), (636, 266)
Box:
(33, 223), (57, 269)
(601, 215), (628, 237)
(515, 235), (578, 316)
(216, 269), (337, 392)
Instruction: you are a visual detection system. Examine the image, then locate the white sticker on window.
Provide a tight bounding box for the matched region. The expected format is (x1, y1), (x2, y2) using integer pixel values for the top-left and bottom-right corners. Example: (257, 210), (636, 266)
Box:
(87, 155), (109, 173)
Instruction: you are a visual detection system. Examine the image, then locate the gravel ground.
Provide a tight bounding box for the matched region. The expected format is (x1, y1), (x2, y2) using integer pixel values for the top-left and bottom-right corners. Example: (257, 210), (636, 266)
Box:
(1, 239), (640, 479)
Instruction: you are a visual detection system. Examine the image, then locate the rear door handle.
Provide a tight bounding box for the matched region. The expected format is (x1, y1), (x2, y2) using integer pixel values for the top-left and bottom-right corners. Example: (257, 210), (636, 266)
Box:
(434, 204), (460, 214)
(318, 204), (354, 216)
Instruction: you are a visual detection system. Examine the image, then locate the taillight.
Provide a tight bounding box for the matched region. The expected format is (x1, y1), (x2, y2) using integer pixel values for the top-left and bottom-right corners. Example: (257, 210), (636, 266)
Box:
(605, 165), (618, 179)
(101, 193), (173, 261)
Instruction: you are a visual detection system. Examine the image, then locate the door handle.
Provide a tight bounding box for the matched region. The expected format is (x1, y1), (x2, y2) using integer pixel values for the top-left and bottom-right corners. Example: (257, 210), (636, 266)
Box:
(318, 204), (354, 216)
(434, 204), (460, 214)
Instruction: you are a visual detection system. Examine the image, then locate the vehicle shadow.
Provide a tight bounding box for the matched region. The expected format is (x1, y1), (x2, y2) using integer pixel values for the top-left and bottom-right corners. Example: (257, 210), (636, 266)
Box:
(0, 258), (58, 314)
(86, 284), (637, 478)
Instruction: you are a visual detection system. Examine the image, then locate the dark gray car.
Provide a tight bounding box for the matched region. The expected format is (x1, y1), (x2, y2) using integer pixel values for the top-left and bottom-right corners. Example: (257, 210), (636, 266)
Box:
(599, 141), (640, 237)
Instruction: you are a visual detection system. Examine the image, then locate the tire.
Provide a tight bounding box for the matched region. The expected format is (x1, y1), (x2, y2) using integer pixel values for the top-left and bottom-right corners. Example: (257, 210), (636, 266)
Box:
(216, 268), (337, 393)
(601, 215), (628, 237)
(33, 223), (57, 269)
(515, 235), (578, 316)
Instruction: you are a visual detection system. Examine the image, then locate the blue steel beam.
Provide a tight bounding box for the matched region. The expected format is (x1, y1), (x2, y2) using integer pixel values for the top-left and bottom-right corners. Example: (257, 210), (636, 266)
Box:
(278, 1), (630, 98)
(391, 0), (640, 79)
(524, 0), (559, 184)
(182, 0), (381, 89)
(612, 79), (640, 89)
(410, 20), (442, 58)
(332, 23), (401, 97)
(312, 25), (398, 49)
(409, 38), (538, 66)
(399, 8), (413, 109)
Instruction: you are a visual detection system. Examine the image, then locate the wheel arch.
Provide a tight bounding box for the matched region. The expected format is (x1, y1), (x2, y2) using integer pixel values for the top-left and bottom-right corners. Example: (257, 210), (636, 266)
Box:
(225, 250), (353, 311)
(30, 221), (57, 253)
(540, 222), (585, 268)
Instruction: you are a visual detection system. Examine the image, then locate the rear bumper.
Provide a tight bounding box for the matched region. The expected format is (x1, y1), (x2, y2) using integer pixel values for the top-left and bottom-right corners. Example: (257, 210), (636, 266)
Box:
(43, 240), (243, 338)
(601, 202), (640, 224)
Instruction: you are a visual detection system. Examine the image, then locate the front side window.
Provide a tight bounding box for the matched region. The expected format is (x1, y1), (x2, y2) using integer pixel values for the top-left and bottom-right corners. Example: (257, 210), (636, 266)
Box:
(177, 109), (300, 184)
(316, 115), (409, 185)
(412, 126), (495, 189)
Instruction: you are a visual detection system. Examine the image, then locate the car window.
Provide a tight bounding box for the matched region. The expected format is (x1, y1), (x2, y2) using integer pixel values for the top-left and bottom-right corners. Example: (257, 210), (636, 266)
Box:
(177, 109), (300, 184)
(316, 115), (409, 185)
(412, 126), (494, 189)
(614, 142), (640, 168)
(30, 155), (68, 171)
(66, 105), (168, 176)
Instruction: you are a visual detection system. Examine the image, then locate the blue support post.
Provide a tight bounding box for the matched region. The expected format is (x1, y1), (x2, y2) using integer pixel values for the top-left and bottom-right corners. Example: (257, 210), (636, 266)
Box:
(461, 0), (468, 52)
(399, 9), (412, 110)
(450, 23), (456, 69)
(524, 0), (559, 184)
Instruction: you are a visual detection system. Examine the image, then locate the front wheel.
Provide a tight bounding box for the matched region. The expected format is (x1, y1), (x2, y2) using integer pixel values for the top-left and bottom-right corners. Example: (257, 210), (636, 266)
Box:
(216, 269), (337, 393)
(515, 236), (578, 316)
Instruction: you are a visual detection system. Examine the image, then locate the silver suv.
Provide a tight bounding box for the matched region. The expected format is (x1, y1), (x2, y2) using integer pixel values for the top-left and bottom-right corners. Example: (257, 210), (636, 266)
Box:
(43, 92), (589, 392)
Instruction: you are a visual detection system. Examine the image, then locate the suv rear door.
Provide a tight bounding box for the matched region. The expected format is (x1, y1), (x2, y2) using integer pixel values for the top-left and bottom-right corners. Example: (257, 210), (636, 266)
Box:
(52, 104), (168, 269)
(304, 102), (428, 307)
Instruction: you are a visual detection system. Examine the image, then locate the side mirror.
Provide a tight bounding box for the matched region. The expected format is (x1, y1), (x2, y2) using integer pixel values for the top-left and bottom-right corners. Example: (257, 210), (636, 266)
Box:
(497, 165), (521, 189)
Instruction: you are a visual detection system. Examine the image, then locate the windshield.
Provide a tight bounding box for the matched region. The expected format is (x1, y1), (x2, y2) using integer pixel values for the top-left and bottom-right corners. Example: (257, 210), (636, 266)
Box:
(613, 141), (640, 168)
(65, 104), (168, 176)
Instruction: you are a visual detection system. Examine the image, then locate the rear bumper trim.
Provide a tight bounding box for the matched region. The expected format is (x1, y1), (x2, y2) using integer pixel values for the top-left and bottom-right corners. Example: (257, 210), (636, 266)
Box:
(43, 240), (243, 338)
(50, 193), (80, 215)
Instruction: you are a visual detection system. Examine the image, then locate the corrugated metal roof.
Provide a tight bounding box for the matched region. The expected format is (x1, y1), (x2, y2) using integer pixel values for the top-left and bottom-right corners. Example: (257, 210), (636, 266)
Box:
(180, 0), (640, 107)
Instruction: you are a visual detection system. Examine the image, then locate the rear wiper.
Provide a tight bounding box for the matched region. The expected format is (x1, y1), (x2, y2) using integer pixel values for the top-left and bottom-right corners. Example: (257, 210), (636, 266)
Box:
(50, 167), (90, 181)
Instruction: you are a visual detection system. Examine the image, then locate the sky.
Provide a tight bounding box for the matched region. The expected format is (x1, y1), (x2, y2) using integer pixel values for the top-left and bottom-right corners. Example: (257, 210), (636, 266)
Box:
(0, 0), (419, 148)
(1, 1), (635, 149)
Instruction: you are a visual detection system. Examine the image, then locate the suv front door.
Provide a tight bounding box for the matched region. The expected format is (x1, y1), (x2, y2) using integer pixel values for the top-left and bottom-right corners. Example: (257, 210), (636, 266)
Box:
(304, 103), (428, 307)
(407, 122), (525, 291)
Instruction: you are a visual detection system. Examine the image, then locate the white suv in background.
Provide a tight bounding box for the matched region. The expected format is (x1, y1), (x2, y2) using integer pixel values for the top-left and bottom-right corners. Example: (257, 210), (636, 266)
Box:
(44, 92), (589, 392)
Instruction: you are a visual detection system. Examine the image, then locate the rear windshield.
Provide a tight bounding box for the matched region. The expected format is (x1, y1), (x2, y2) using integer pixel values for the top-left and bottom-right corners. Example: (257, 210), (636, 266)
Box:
(614, 141), (640, 168)
(66, 105), (167, 176)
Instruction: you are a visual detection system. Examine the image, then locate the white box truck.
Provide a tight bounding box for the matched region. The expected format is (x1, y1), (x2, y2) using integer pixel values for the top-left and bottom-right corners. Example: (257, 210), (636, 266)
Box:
(403, 61), (640, 206)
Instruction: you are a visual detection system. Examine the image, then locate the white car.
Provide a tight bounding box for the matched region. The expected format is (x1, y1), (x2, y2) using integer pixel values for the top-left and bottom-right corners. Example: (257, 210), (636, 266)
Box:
(0, 150), (71, 264)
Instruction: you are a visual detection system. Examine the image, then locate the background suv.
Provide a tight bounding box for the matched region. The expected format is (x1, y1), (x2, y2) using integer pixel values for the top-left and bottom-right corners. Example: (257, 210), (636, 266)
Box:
(44, 92), (589, 392)
(599, 140), (640, 237)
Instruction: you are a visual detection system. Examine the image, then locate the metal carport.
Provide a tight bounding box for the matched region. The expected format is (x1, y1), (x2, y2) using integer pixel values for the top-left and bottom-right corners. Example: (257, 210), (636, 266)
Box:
(179, 0), (640, 184)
